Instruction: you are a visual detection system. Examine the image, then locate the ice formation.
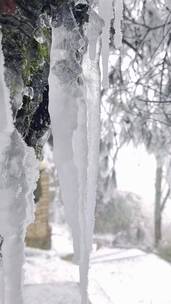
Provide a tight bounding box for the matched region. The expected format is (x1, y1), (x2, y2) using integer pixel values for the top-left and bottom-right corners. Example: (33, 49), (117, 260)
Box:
(80, 33), (101, 304)
(96, 0), (123, 88)
(0, 30), (39, 304)
(49, 7), (102, 303)
(114, 0), (123, 48)
(0, 31), (13, 150)
(49, 23), (82, 261)
(0, 1), (124, 303)
(98, 0), (113, 88)
(166, 0), (171, 10)
(87, 10), (104, 61)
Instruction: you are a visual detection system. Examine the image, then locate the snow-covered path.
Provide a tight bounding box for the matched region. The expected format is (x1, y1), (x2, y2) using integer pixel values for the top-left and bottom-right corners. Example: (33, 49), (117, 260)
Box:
(1, 224), (171, 304)
(89, 248), (171, 304)
(24, 283), (82, 304)
(22, 224), (171, 304)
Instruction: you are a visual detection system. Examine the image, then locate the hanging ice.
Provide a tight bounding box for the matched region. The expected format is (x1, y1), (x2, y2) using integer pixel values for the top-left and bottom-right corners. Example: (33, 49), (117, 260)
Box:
(87, 10), (104, 61)
(49, 7), (102, 304)
(98, 0), (113, 88)
(96, 0), (123, 88)
(79, 28), (101, 304)
(0, 30), (13, 152)
(0, 30), (39, 304)
(166, 0), (171, 10)
(49, 23), (83, 262)
(114, 0), (123, 48)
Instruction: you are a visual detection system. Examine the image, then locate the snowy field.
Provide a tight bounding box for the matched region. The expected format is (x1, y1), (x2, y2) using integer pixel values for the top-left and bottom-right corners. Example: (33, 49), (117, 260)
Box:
(19, 224), (171, 304)
(1, 223), (171, 304)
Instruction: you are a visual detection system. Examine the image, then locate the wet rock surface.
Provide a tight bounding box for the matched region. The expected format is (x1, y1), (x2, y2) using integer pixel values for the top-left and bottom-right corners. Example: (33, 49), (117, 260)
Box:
(0, 1), (89, 157)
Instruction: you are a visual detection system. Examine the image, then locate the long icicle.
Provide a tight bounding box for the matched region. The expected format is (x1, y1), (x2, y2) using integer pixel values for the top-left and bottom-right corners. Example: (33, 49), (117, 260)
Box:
(98, 0), (113, 88)
(114, 0), (123, 48)
(49, 5), (103, 303)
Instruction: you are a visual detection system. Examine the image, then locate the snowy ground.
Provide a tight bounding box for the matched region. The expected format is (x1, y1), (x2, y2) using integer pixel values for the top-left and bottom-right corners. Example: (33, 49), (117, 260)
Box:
(1, 222), (171, 303)
(89, 248), (171, 304)
(18, 223), (171, 304)
(24, 283), (81, 304)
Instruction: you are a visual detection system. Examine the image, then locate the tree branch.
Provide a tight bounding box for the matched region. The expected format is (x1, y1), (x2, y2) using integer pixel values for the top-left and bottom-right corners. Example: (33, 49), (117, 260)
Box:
(160, 188), (170, 213)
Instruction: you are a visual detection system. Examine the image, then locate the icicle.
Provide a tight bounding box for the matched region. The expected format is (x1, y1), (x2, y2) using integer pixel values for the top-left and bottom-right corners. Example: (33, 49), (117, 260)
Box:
(166, 0), (171, 10)
(49, 7), (102, 303)
(0, 29), (39, 304)
(87, 10), (104, 61)
(49, 23), (83, 262)
(0, 30), (13, 152)
(114, 0), (123, 49)
(72, 97), (88, 304)
(0, 132), (39, 304)
(98, 0), (113, 88)
(49, 22), (88, 298)
(78, 20), (101, 304)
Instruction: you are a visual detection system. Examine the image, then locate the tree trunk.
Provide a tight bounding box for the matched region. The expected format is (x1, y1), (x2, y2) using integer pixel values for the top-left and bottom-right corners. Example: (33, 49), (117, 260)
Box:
(154, 158), (163, 248)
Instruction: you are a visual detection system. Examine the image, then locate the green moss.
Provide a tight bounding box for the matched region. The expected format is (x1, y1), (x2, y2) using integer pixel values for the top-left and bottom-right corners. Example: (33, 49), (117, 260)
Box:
(22, 34), (50, 85)
(38, 43), (49, 61)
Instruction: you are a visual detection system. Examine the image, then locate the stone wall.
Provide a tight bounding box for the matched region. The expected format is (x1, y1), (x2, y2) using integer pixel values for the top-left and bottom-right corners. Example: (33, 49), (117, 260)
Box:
(26, 161), (51, 250)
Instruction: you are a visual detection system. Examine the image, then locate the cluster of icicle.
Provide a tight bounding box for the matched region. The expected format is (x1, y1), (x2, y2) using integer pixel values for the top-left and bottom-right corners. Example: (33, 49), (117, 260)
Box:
(49, 1), (123, 304)
(0, 0), (123, 302)
(0, 30), (39, 304)
(91, 0), (123, 88)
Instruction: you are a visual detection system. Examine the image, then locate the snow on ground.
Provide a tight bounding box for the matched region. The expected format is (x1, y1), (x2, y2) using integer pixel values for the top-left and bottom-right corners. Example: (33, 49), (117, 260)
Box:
(89, 248), (171, 304)
(1, 222), (171, 303)
(19, 223), (171, 304)
(24, 283), (82, 304)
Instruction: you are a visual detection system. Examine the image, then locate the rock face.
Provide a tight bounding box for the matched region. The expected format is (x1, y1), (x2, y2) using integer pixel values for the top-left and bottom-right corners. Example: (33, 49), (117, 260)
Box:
(0, 0), (90, 253)
(0, 1), (89, 157)
(26, 162), (51, 250)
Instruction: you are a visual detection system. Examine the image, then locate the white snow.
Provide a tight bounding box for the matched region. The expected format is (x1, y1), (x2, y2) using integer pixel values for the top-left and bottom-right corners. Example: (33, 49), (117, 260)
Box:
(89, 248), (171, 304)
(2, 212), (171, 304)
(24, 283), (82, 304)
(1, 223), (169, 304)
